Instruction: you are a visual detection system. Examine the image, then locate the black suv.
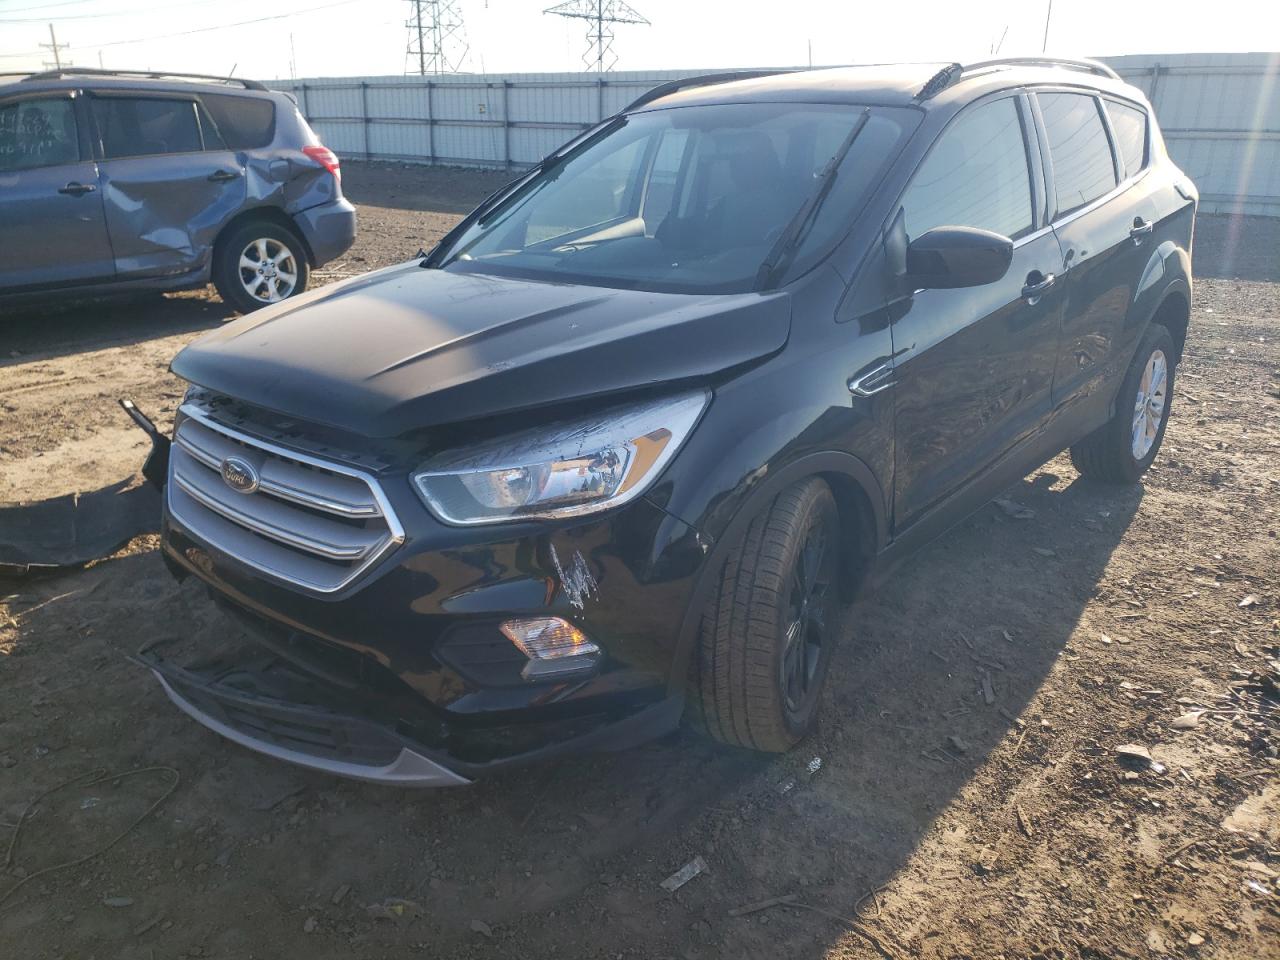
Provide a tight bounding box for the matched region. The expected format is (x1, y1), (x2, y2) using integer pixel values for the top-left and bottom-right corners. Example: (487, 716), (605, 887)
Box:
(141, 58), (1196, 786)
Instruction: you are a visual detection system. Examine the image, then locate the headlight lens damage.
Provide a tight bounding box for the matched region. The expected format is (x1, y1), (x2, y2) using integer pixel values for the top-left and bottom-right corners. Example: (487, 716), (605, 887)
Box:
(412, 391), (708, 525)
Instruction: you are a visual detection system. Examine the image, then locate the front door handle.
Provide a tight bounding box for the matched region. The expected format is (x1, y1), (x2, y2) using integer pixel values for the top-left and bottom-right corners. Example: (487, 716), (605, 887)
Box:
(58, 181), (96, 197)
(848, 362), (896, 397)
(1129, 217), (1153, 241)
(207, 169), (241, 183)
(1021, 271), (1057, 302)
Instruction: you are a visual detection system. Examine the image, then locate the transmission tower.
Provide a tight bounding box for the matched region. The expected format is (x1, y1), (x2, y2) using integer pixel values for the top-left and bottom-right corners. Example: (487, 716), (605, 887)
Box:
(543, 0), (650, 73)
(405, 0), (468, 76)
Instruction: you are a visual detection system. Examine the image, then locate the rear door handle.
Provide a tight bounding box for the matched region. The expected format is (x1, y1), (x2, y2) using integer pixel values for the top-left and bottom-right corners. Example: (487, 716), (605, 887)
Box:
(1021, 272), (1056, 302)
(1129, 218), (1153, 241)
(58, 181), (96, 197)
(847, 362), (896, 397)
(207, 169), (241, 182)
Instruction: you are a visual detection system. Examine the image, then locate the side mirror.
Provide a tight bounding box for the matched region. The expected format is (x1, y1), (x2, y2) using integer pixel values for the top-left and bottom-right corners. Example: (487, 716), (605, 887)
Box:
(906, 226), (1013, 290)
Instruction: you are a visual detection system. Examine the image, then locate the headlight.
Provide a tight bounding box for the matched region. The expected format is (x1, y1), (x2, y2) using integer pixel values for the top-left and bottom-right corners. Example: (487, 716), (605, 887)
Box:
(412, 390), (708, 525)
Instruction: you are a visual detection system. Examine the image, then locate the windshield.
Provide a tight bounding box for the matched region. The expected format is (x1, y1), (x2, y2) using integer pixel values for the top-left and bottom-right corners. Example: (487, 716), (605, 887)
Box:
(437, 102), (912, 294)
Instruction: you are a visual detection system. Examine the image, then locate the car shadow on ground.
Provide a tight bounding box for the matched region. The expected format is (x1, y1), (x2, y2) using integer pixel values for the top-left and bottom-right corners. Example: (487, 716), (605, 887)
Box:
(0, 292), (232, 365)
(0, 461), (1144, 957)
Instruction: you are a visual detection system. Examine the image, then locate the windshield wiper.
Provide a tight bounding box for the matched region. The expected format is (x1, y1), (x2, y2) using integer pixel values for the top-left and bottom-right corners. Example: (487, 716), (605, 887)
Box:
(755, 108), (871, 290)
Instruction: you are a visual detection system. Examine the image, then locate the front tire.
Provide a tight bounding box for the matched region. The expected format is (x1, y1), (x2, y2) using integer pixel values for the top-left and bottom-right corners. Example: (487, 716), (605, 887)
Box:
(1070, 323), (1176, 484)
(690, 478), (840, 752)
(212, 221), (310, 314)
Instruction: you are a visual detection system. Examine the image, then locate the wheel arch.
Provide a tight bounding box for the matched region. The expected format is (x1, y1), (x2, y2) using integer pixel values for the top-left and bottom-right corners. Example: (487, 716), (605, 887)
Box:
(213, 206), (316, 267)
(666, 450), (887, 697)
(1150, 286), (1191, 364)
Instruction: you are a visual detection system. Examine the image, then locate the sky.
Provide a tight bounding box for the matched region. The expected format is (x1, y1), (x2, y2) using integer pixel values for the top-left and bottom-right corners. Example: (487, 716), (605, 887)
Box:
(0, 0), (1277, 81)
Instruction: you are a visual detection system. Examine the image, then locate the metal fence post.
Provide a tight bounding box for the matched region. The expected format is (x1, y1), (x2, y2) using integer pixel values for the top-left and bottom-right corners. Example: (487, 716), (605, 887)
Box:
(426, 80), (435, 165)
(360, 81), (370, 161)
(502, 80), (511, 169)
(298, 81), (309, 119)
(1148, 63), (1165, 111)
(597, 76), (604, 121)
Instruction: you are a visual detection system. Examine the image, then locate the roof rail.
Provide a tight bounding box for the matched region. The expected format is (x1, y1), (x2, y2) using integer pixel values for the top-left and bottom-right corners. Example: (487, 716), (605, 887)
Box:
(622, 69), (794, 113)
(962, 57), (1121, 81)
(915, 56), (1122, 100)
(21, 68), (267, 91)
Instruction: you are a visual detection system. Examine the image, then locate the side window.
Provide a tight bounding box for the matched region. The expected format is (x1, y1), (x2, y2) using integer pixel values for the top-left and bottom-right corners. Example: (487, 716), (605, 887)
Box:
(1105, 100), (1148, 178)
(1038, 93), (1118, 216)
(200, 93), (275, 150)
(901, 97), (1034, 241)
(0, 98), (79, 171)
(94, 97), (203, 159)
(641, 129), (689, 234)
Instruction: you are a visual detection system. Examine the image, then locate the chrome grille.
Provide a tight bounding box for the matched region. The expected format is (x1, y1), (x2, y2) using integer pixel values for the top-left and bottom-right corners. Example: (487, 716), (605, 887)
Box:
(167, 406), (404, 594)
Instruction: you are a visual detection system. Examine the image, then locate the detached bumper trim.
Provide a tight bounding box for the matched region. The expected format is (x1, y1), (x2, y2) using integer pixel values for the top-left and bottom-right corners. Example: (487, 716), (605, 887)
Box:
(151, 671), (470, 788)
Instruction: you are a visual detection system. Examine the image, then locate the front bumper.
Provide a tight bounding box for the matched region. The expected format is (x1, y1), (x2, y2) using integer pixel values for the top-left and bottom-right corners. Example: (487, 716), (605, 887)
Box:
(157, 468), (707, 783)
(292, 197), (357, 267)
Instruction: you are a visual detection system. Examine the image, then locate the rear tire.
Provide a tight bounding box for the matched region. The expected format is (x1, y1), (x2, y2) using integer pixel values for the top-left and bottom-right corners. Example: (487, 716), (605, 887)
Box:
(1070, 323), (1176, 484)
(212, 220), (310, 314)
(689, 478), (840, 752)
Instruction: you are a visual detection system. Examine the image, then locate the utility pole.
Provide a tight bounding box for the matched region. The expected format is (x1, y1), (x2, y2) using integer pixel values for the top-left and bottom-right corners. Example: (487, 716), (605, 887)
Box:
(405, 0), (466, 75)
(543, 0), (650, 73)
(39, 24), (70, 70)
(1042, 0), (1053, 53)
(414, 0), (426, 76)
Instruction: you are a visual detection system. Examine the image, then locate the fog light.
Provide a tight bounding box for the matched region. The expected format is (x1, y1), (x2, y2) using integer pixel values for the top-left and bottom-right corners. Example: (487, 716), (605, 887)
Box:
(499, 617), (600, 681)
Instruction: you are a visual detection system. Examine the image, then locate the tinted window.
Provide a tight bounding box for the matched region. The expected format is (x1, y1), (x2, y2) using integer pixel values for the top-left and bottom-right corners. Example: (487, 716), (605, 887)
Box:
(95, 97), (203, 158)
(0, 98), (79, 171)
(1105, 100), (1148, 177)
(1038, 93), (1117, 215)
(901, 97), (1033, 241)
(201, 93), (275, 149)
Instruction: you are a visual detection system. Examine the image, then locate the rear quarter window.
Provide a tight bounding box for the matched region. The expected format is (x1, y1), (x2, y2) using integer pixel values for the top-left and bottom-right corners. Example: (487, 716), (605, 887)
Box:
(1104, 100), (1149, 179)
(200, 93), (275, 149)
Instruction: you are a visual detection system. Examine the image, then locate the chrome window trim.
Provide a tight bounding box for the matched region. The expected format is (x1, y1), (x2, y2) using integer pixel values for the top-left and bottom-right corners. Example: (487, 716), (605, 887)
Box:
(168, 403), (406, 595)
(1030, 165), (1152, 240)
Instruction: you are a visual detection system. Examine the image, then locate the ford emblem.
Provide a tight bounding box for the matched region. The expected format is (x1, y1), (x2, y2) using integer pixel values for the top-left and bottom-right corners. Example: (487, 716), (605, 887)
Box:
(220, 456), (260, 494)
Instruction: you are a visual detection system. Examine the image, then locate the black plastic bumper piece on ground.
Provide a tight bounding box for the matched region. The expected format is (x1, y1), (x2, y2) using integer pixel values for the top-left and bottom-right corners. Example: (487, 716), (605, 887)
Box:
(133, 636), (685, 787)
(133, 638), (469, 787)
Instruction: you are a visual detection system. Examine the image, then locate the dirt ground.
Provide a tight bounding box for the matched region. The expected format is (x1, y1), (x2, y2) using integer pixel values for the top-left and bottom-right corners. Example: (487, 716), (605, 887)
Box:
(1, 162), (1277, 960)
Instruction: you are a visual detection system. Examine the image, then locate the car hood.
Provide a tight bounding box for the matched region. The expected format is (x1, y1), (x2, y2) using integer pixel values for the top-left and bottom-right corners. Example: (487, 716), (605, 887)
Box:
(172, 262), (791, 438)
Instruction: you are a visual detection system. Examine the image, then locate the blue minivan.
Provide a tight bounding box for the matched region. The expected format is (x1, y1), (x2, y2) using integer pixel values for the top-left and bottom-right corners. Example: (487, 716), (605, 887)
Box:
(0, 68), (355, 313)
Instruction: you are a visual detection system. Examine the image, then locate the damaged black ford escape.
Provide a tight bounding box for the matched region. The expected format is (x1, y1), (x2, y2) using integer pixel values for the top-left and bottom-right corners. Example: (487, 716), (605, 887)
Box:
(143, 59), (1196, 785)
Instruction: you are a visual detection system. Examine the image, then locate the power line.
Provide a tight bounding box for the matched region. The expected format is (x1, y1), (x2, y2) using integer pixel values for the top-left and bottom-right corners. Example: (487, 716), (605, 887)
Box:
(0, 0), (365, 58)
(1, 0), (229, 23)
(543, 0), (650, 73)
(0, 0), (102, 13)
